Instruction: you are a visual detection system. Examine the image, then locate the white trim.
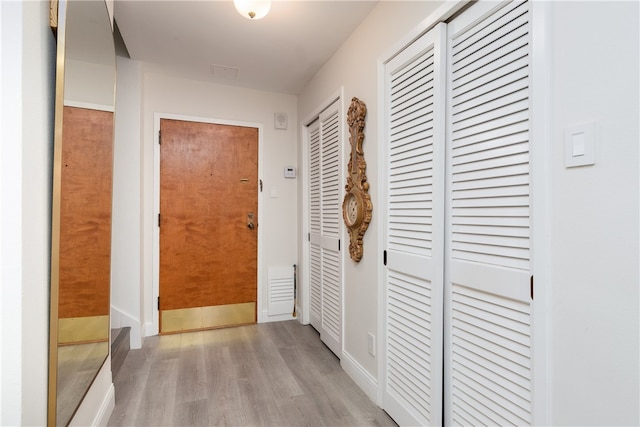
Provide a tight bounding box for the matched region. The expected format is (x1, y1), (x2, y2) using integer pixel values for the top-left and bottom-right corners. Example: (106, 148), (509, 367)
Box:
(530, 1), (551, 425)
(340, 350), (379, 406)
(91, 384), (115, 427)
(110, 306), (142, 349)
(299, 119), (310, 326)
(151, 112), (265, 335)
(375, 55), (386, 408)
(68, 361), (114, 427)
(144, 321), (153, 337)
(337, 92), (346, 358)
(63, 100), (114, 112)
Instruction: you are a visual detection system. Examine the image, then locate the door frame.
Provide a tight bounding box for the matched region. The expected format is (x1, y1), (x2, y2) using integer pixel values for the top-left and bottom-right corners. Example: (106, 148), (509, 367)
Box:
(151, 112), (264, 335)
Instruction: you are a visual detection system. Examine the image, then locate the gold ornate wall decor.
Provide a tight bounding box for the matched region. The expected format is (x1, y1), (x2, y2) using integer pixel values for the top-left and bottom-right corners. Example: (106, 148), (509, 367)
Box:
(343, 97), (372, 262)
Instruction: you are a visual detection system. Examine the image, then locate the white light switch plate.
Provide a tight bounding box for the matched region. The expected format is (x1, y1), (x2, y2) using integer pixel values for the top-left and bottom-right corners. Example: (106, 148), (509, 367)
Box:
(367, 333), (376, 357)
(565, 122), (595, 167)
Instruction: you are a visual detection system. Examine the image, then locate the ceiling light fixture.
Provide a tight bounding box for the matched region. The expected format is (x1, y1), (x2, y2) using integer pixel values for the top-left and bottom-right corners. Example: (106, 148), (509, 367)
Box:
(233, 0), (271, 20)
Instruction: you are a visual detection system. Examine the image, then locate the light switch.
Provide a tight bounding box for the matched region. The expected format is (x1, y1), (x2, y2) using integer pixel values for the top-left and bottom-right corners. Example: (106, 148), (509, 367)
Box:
(270, 187), (278, 198)
(571, 132), (585, 157)
(565, 122), (595, 168)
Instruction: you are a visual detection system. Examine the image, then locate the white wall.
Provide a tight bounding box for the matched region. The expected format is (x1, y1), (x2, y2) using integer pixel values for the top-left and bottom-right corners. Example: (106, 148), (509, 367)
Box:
(64, 59), (115, 108)
(0, 0), (55, 424)
(111, 56), (144, 348)
(297, 1), (445, 384)
(112, 65), (299, 335)
(548, 2), (639, 425)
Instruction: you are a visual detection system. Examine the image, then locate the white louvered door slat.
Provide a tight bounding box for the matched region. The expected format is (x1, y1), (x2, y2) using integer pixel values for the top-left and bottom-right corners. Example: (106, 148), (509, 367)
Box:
(446, 1), (533, 425)
(383, 23), (446, 427)
(319, 101), (342, 358)
(308, 119), (322, 330)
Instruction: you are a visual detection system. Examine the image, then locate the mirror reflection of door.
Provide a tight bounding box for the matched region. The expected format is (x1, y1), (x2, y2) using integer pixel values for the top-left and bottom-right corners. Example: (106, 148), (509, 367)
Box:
(56, 105), (113, 425)
(159, 119), (259, 333)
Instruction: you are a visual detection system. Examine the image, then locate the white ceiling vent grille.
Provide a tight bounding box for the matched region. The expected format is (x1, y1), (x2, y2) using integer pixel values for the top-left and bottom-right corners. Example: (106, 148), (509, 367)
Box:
(211, 64), (239, 80)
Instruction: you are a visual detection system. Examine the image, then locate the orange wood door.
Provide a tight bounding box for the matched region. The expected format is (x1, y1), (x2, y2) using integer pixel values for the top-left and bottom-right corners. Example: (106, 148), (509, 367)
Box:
(159, 119), (258, 333)
(59, 106), (113, 321)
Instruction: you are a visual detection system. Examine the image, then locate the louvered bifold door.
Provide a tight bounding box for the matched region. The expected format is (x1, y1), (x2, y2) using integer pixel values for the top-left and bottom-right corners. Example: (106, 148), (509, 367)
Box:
(308, 119), (322, 331)
(319, 100), (342, 358)
(383, 23), (446, 427)
(445, 1), (534, 425)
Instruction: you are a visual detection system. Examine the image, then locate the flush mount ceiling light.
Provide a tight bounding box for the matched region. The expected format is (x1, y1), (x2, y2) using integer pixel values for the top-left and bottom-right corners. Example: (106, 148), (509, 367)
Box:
(234, 0), (271, 20)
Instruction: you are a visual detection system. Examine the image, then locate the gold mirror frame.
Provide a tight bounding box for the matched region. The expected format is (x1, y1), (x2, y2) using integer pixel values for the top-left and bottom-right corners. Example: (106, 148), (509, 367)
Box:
(48, 1), (116, 425)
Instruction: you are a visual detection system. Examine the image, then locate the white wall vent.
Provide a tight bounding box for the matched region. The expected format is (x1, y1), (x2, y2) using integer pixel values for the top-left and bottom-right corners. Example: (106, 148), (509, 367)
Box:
(268, 266), (295, 316)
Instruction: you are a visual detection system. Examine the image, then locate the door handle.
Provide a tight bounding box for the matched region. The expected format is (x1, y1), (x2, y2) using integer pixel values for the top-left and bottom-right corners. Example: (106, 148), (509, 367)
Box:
(247, 212), (255, 230)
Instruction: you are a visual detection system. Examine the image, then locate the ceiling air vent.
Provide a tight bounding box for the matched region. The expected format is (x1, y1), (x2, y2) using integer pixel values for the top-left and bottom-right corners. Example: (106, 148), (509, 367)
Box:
(211, 64), (239, 80)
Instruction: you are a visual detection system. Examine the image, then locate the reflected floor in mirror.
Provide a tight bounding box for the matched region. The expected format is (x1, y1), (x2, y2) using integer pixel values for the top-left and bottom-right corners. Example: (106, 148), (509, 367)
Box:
(57, 341), (108, 425)
(108, 320), (397, 427)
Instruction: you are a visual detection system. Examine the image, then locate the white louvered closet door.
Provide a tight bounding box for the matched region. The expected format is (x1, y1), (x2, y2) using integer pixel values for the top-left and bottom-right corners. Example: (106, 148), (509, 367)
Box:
(383, 23), (446, 427)
(308, 119), (322, 331)
(445, 1), (534, 425)
(318, 101), (342, 358)
(307, 100), (342, 358)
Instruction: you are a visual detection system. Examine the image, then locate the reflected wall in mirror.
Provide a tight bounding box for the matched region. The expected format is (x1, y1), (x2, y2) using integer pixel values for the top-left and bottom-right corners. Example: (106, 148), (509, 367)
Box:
(49, 0), (116, 425)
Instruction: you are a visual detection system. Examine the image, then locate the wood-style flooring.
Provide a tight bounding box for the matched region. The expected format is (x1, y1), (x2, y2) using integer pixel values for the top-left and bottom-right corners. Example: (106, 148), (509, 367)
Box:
(108, 320), (397, 427)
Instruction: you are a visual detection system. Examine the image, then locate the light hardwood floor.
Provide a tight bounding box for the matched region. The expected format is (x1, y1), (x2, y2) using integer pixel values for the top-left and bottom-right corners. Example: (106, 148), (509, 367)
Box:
(108, 320), (397, 427)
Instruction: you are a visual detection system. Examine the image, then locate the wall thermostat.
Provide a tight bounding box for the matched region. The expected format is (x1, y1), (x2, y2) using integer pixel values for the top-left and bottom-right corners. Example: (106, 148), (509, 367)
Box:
(284, 166), (296, 178)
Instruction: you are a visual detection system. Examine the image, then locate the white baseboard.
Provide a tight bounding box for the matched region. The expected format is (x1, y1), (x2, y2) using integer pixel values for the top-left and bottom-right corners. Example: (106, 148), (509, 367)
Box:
(69, 361), (114, 427)
(144, 321), (154, 337)
(93, 383), (115, 427)
(110, 306), (143, 349)
(341, 350), (380, 406)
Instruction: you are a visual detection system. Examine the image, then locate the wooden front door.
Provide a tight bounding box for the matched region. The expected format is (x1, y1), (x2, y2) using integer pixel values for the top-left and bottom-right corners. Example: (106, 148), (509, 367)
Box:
(159, 118), (258, 333)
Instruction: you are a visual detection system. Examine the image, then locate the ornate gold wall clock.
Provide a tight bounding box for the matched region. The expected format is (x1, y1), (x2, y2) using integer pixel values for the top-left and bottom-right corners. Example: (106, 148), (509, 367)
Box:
(343, 97), (372, 262)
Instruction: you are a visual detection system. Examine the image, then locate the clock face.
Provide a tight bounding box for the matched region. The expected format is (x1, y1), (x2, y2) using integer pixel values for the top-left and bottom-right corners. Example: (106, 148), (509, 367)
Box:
(344, 191), (362, 227)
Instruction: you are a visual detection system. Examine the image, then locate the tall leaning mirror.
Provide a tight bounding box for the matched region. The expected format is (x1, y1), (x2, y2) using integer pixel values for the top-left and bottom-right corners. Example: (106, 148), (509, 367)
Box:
(48, 0), (116, 425)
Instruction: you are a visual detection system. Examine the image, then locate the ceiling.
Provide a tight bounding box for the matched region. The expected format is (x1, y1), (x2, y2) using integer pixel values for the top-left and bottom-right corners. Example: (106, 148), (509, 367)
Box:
(114, 1), (378, 95)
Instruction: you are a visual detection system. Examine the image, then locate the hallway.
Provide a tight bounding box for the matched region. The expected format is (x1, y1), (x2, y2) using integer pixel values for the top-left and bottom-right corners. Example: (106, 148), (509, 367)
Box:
(108, 321), (396, 426)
